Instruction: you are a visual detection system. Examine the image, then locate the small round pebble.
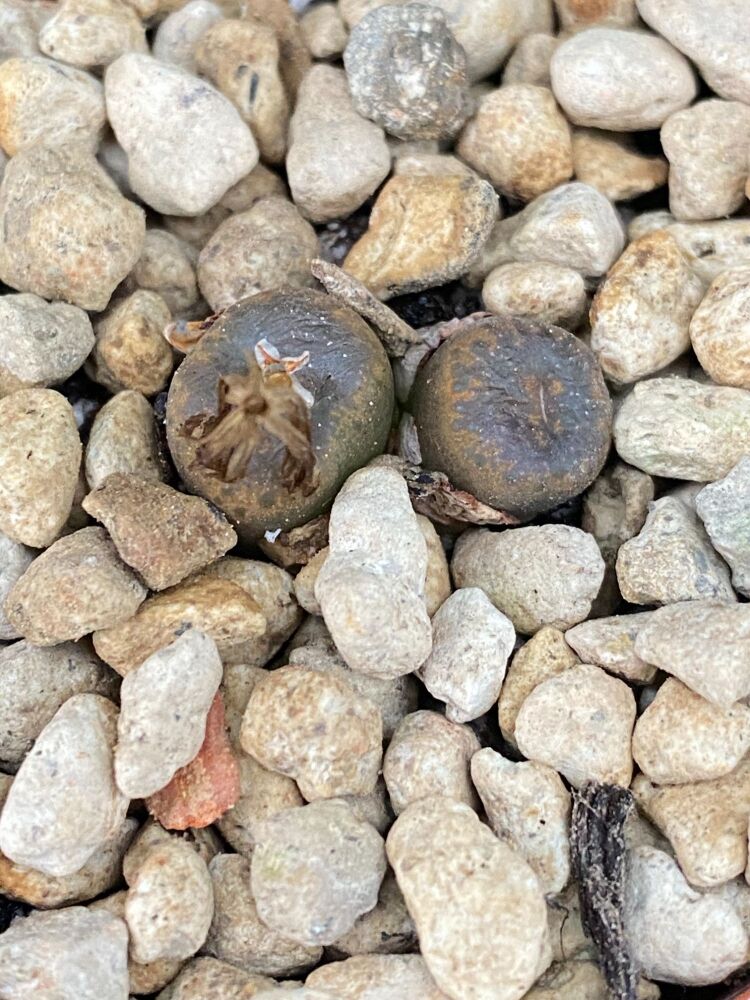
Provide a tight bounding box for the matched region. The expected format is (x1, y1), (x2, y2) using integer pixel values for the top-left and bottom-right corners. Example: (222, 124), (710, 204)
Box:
(0, 694), (128, 877)
(565, 612), (657, 684)
(344, 3), (470, 141)
(452, 526), (605, 635)
(482, 261), (587, 327)
(38, 0), (147, 68)
(85, 390), (167, 491)
(458, 84), (572, 202)
(240, 665), (382, 800)
(382, 710), (479, 815)
(90, 290), (173, 397)
(4, 526), (147, 645)
(251, 799), (386, 946)
(690, 267), (750, 391)
(0, 389), (81, 548)
(300, 2), (348, 58)
(695, 457), (750, 597)
(514, 662), (636, 787)
(127, 229), (199, 317)
(550, 27), (696, 131)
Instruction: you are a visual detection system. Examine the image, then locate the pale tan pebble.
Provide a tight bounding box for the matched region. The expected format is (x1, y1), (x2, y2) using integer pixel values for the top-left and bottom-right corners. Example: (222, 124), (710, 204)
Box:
(85, 390), (167, 491)
(503, 33), (559, 86)
(307, 954), (446, 998)
(572, 129), (668, 202)
(498, 627), (579, 746)
(690, 267), (750, 391)
(616, 497), (735, 606)
(39, 0), (147, 69)
(0, 533), (34, 640)
(661, 100), (750, 222)
(582, 461), (654, 566)
(122, 819), (222, 886)
(508, 182), (624, 278)
(215, 752), (303, 856)
(105, 53), (258, 216)
(115, 630), (222, 799)
(125, 839), (213, 964)
(196, 557), (302, 668)
(416, 515), (451, 616)
(482, 261), (587, 327)
(294, 546), (328, 615)
(565, 613), (657, 684)
(590, 231), (704, 383)
(237, 0), (312, 100)
(634, 759), (750, 888)
(240, 665), (382, 800)
(696, 458), (750, 597)
(0, 294), (94, 398)
(627, 209), (674, 242)
(613, 377), (750, 481)
(419, 588), (515, 723)
(471, 749), (570, 895)
(218, 161), (287, 212)
(387, 796), (551, 1000)
(4, 526), (147, 645)
(83, 475), (236, 592)
(382, 710), (479, 815)
(288, 642), (418, 741)
(458, 84), (572, 202)
(637, 0), (750, 105)
(664, 218), (750, 286)
(633, 678), (750, 785)
(0, 143), (145, 311)
(463, 214), (518, 288)
(286, 64), (389, 223)
(525, 959), (659, 999)
(127, 229), (199, 317)
(343, 173), (498, 299)
(162, 205), (230, 250)
(0, 907), (129, 1000)
(0, 817), (137, 909)
(550, 28), (696, 131)
(555, 0), (637, 29)
(451, 525), (605, 635)
(91, 890), (184, 997)
(92, 576), (266, 675)
(156, 957), (276, 1000)
(196, 19), (288, 165)
(0, 0), (40, 61)
(329, 869), (416, 957)
(300, 2), (347, 58)
(89, 290), (173, 397)
(152, 1), (225, 73)
(315, 466), (432, 677)
(204, 853), (322, 976)
(221, 662), (268, 748)
(0, 640), (117, 768)
(634, 600), (750, 709)
(393, 152), (476, 179)
(0, 694), (128, 877)
(197, 197), (317, 312)
(0, 56), (105, 156)
(515, 662), (635, 788)
(252, 799), (386, 946)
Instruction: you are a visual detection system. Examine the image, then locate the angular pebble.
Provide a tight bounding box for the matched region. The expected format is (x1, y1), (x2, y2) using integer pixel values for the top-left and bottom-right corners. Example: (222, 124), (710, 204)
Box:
(616, 497), (735, 606)
(85, 390), (167, 491)
(418, 587), (515, 723)
(240, 665), (382, 800)
(613, 377), (750, 481)
(482, 261), (587, 328)
(197, 197), (317, 311)
(387, 796), (550, 1000)
(5, 526), (147, 645)
(581, 461), (654, 567)
(690, 267), (750, 391)
(458, 84), (572, 202)
(251, 799), (386, 946)
(550, 27), (696, 130)
(0, 907), (129, 1000)
(471, 749), (571, 895)
(590, 230), (703, 383)
(515, 663), (635, 787)
(105, 53), (258, 216)
(572, 127), (668, 202)
(39, 0), (147, 68)
(565, 613), (657, 684)
(383, 710), (479, 815)
(633, 677), (750, 785)
(115, 630), (222, 799)
(92, 576), (266, 674)
(90, 290), (173, 397)
(344, 173), (497, 299)
(0, 694), (128, 877)
(83, 474), (237, 591)
(452, 526), (605, 635)
(696, 458), (750, 597)
(634, 600), (750, 709)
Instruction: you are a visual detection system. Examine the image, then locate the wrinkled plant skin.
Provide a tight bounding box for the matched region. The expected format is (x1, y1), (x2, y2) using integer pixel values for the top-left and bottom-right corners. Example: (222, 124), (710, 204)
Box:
(410, 314), (612, 521)
(167, 288), (394, 543)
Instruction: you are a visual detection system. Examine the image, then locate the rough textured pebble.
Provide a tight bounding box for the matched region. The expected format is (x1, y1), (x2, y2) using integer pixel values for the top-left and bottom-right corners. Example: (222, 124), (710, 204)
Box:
(85, 390), (167, 491)
(38, 0), (147, 68)
(0, 533), (34, 640)
(690, 267), (750, 391)
(696, 458), (750, 597)
(482, 261), (587, 327)
(572, 128), (668, 202)
(565, 613), (657, 684)
(152, 1), (224, 73)
(90, 290), (173, 397)
(307, 954), (446, 998)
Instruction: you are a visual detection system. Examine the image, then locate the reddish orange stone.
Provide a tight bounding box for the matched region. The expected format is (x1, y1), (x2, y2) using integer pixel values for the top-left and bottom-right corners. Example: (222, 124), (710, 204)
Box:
(146, 692), (240, 830)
